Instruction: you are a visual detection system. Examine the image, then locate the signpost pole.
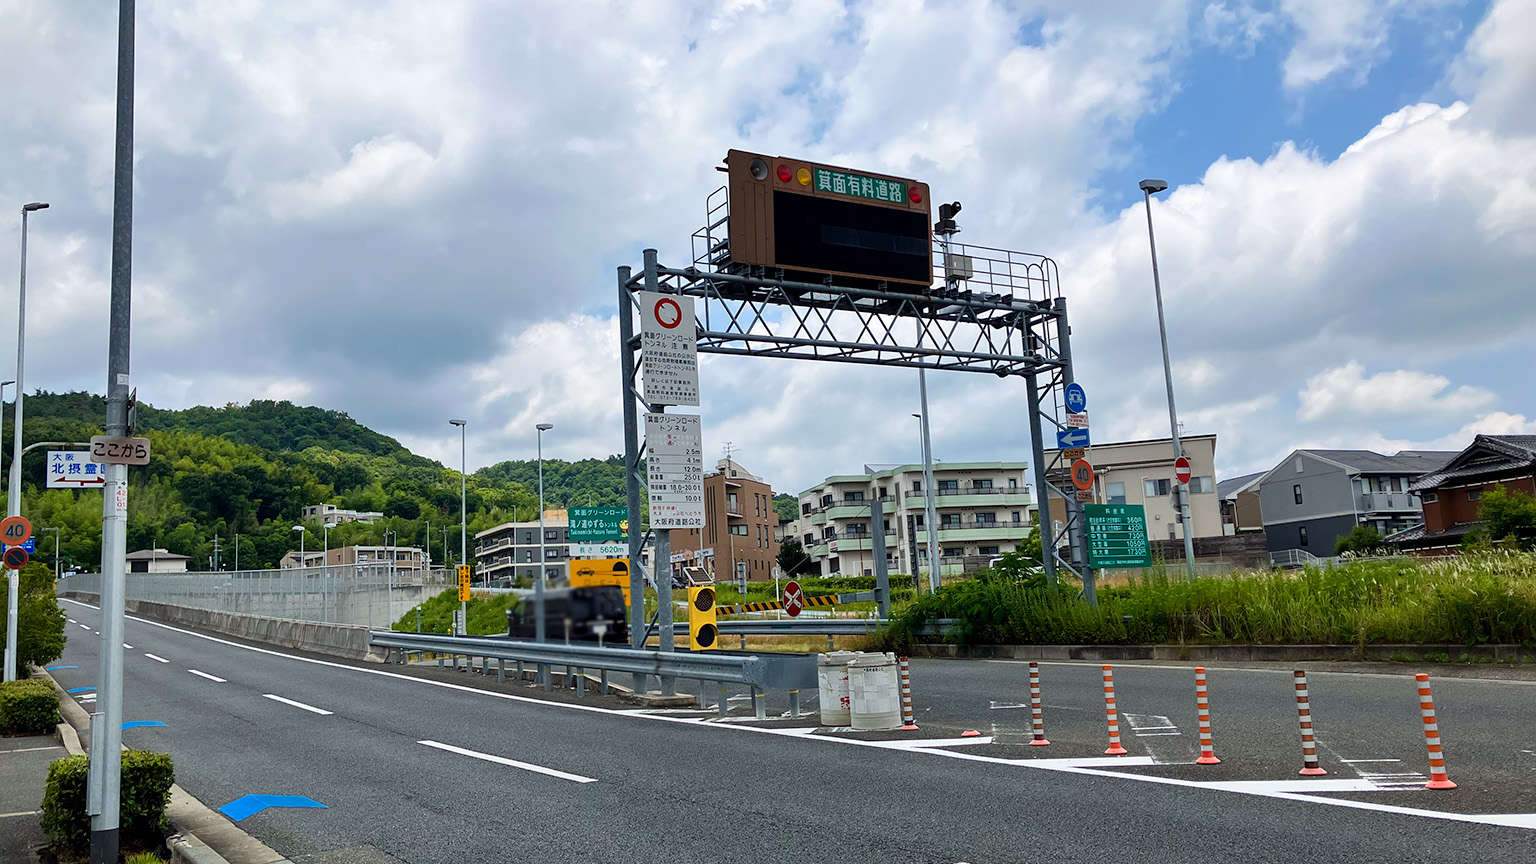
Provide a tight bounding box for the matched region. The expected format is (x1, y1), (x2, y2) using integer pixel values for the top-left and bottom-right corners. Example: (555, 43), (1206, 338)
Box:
(870, 498), (890, 619)
(1055, 299), (1095, 605)
(1024, 373), (1057, 586)
(92, 3), (134, 860)
(618, 266), (647, 693)
(643, 250), (675, 674)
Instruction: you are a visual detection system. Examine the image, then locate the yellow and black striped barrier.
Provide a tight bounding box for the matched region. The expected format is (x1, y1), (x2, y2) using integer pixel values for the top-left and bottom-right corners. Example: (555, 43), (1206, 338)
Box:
(714, 594), (841, 616)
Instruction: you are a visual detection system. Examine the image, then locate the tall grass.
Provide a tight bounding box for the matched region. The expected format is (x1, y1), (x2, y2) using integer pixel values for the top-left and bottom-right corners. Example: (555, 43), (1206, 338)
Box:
(881, 552), (1536, 647)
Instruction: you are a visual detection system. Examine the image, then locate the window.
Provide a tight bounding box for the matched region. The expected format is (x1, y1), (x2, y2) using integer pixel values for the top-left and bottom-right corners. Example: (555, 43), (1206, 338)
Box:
(1011, 511), (1022, 524)
(522, 531), (534, 544)
(972, 479), (993, 490)
(545, 529), (560, 541)
(824, 527), (836, 539)
(1106, 482), (1127, 505)
(1191, 476), (1213, 494)
(1467, 489), (1483, 502)
(803, 533), (814, 545)
(974, 513), (997, 524)
(843, 491), (865, 502)
(1421, 492), (1438, 503)
(911, 481), (921, 493)
(524, 551), (534, 562)
(1009, 478), (1018, 489)
(943, 546), (964, 558)
(938, 479), (959, 491)
(941, 513), (962, 526)
(545, 549), (560, 560)
(1144, 479), (1171, 497)
(727, 492), (739, 512)
(1295, 457), (1304, 473)
(1299, 526), (1309, 546)
(1293, 484), (1304, 505)
(729, 524), (748, 536)
(913, 515), (925, 528)
(979, 546), (999, 556)
(802, 502), (812, 515)
(821, 494), (833, 508)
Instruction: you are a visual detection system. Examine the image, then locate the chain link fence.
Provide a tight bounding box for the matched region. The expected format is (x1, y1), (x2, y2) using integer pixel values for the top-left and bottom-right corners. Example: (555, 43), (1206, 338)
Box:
(57, 566), (451, 629)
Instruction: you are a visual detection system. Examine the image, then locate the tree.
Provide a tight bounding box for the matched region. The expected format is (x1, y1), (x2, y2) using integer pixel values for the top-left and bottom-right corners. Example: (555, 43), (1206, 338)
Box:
(773, 494), (799, 523)
(776, 537), (814, 577)
(1479, 485), (1536, 549)
(5, 562), (65, 669)
(1335, 525), (1384, 556)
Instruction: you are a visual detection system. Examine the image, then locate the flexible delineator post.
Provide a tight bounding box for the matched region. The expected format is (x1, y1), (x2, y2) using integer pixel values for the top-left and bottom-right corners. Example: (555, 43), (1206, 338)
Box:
(1194, 667), (1219, 764)
(1416, 673), (1456, 790)
(899, 657), (917, 730)
(1294, 670), (1326, 776)
(1102, 664), (1127, 755)
(1028, 662), (1049, 746)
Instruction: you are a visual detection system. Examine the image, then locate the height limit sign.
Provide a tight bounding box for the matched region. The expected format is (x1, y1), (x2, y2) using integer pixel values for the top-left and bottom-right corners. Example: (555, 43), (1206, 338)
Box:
(639, 291), (699, 407)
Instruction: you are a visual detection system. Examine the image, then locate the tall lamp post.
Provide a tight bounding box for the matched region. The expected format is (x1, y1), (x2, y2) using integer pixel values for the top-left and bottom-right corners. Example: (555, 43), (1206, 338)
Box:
(5, 205), (47, 685)
(912, 412), (940, 593)
(43, 526), (60, 575)
(449, 419), (467, 635)
(535, 424), (553, 646)
(1139, 178), (1197, 583)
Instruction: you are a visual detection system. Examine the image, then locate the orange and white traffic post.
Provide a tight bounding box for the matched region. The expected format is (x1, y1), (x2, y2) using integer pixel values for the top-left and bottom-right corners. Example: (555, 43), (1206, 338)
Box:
(1027, 662), (1049, 746)
(899, 657), (918, 731)
(1416, 673), (1456, 789)
(1293, 670), (1326, 776)
(1194, 667), (1219, 765)
(1102, 664), (1127, 755)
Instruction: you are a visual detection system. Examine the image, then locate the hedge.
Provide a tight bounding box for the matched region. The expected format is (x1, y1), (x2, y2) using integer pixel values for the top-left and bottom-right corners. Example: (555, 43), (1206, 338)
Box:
(0, 678), (60, 734)
(42, 750), (175, 852)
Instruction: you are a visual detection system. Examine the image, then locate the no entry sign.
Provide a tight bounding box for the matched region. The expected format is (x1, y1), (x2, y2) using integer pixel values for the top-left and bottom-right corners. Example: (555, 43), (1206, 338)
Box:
(782, 580), (804, 617)
(1175, 456), (1192, 485)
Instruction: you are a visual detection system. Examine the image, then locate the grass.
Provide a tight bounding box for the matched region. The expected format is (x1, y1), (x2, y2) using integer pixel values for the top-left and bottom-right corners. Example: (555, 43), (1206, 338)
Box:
(868, 551), (1536, 649)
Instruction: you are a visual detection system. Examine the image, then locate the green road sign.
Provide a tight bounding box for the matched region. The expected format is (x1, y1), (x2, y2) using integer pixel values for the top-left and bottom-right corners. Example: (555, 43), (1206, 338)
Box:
(1085, 504), (1152, 569)
(568, 506), (629, 543)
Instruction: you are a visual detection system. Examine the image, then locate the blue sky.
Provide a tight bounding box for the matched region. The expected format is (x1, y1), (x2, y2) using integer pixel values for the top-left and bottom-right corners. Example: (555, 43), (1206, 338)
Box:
(1, 0), (1533, 491)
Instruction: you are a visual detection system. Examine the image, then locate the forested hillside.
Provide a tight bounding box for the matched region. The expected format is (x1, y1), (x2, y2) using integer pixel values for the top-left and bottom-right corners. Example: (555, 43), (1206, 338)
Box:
(1, 393), (626, 572)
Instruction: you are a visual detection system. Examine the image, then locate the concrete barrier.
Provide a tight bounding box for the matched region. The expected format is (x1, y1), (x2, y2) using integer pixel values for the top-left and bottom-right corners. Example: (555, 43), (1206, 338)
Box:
(60, 592), (386, 662)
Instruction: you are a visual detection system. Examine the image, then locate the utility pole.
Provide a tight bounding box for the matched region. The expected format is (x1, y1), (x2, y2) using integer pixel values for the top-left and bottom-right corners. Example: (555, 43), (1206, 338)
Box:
(90, 3), (134, 860)
(449, 419), (467, 634)
(211, 534), (219, 571)
(1139, 179), (1197, 582)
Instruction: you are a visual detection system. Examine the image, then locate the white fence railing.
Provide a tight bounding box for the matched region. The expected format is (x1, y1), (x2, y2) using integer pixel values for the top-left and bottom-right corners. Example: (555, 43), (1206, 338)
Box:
(57, 566), (451, 629)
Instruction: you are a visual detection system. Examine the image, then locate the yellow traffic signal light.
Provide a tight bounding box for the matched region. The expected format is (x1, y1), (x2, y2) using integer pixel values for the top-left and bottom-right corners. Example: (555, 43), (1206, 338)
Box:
(687, 585), (717, 651)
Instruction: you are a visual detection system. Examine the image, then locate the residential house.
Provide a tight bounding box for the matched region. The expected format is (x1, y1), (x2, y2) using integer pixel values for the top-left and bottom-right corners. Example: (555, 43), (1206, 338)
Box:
(1041, 435), (1221, 544)
(1218, 471), (1265, 535)
(1256, 449), (1455, 558)
(126, 548), (190, 573)
(1390, 435), (1536, 553)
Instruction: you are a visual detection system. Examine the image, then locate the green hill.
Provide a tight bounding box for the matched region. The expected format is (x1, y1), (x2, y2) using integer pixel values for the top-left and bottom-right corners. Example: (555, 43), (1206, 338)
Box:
(1, 392), (628, 573)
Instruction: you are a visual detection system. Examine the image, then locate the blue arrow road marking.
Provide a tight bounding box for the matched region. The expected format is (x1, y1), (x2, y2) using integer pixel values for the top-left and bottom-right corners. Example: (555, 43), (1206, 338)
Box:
(122, 721), (168, 730)
(46, 665), (78, 670)
(1057, 428), (1091, 448)
(218, 795), (328, 822)
(67, 687), (94, 693)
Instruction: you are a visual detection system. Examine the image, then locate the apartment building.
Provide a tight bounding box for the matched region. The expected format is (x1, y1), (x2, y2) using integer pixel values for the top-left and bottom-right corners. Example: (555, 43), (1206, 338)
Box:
(327, 544), (427, 571)
(1041, 435), (1222, 544)
(301, 503), (383, 524)
(474, 510), (570, 585)
(668, 459), (780, 583)
(1256, 449), (1455, 557)
(786, 462), (1031, 578)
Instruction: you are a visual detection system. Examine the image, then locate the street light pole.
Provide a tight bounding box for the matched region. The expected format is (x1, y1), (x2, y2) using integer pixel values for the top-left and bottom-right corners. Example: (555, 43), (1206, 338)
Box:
(1140, 179), (1197, 583)
(449, 419), (467, 635)
(913, 412), (940, 593)
(535, 424), (553, 646)
(5, 205), (47, 685)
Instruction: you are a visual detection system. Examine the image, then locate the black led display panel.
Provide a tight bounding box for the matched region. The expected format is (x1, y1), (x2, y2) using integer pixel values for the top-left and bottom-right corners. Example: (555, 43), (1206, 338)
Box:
(772, 191), (931, 286)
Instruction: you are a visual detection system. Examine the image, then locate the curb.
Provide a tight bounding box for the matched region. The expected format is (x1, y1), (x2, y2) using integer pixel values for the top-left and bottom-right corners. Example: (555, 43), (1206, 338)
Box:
(35, 666), (292, 864)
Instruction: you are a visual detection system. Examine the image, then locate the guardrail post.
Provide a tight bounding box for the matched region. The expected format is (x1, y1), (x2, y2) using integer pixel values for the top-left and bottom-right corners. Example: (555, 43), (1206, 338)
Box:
(698, 680), (708, 709)
(718, 683), (729, 719)
(575, 667), (585, 698)
(827, 635), (834, 651)
(752, 687), (765, 720)
(516, 660), (525, 681)
(542, 665), (551, 692)
(437, 656), (444, 669)
(601, 670), (610, 695)
(498, 659), (505, 683)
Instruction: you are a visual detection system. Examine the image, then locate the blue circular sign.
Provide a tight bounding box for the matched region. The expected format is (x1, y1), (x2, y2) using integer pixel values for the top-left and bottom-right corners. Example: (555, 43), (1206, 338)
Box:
(1065, 382), (1087, 413)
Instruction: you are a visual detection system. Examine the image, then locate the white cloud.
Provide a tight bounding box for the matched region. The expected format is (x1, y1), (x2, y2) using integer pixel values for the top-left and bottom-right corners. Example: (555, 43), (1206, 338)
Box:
(1296, 362), (1495, 422)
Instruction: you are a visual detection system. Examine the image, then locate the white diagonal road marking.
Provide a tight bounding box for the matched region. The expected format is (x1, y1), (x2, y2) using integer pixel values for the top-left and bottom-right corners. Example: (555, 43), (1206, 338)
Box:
(418, 740), (597, 783)
(263, 694), (333, 715)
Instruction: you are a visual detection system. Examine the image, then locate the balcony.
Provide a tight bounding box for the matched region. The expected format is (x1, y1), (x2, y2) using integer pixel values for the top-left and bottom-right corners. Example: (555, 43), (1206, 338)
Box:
(727, 502), (743, 516)
(476, 538), (513, 556)
(1359, 492), (1420, 513)
(904, 489), (1030, 509)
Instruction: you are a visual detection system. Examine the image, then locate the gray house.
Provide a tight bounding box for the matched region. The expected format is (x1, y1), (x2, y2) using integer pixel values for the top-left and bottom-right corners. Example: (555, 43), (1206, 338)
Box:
(1256, 450), (1455, 557)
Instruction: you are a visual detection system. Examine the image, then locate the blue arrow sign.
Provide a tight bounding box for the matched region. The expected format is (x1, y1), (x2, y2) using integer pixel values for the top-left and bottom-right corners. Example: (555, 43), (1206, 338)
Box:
(67, 687), (94, 693)
(1064, 382), (1087, 413)
(1057, 428), (1091, 449)
(218, 794), (328, 822)
(2, 539), (36, 554)
(122, 721), (167, 730)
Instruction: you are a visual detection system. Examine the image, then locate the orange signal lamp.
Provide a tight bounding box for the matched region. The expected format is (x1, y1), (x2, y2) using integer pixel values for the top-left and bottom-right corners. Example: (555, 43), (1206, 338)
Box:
(796, 167), (812, 186)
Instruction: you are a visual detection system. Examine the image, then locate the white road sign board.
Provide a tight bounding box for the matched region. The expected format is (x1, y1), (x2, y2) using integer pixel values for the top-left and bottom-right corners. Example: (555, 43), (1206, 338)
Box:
(639, 291), (699, 407)
(47, 451), (106, 488)
(572, 543), (629, 559)
(645, 412), (705, 528)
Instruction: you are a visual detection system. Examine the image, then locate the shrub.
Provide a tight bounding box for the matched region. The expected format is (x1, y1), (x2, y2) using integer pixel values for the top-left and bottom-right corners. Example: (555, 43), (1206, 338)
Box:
(42, 750), (175, 853)
(3, 561), (67, 669)
(0, 678), (61, 733)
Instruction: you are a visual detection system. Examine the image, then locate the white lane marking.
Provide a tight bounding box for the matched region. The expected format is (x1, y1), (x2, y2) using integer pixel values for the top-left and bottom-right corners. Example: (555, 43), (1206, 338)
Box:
(864, 736), (996, 750)
(418, 740), (597, 784)
(188, 669), (226, 683)
(5, 746), (65, 754)
(143, 653), (169, 663)
(67, 618), (76, 623)
(989, 701), (1028, 710)
(78, 624), (91, 630)
(262, 694), (333, 715)
(1202, 778), (1380, 793)
(62, 600), (1536, 832)
(1341, 758), (1401, 763)
(0, 810), (42, 819)
(124, 643), (133, 649)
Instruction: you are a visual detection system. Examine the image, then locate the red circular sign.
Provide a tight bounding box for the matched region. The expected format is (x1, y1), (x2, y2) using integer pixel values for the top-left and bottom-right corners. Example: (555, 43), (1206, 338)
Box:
(1175, 456), (1192, 485)
(652, 297), (683, 330)
(782, 580), (804, 617)
(1070, 459), (1095, 491)
(0, 516), (32, 547)
(3, 546), (28, 570)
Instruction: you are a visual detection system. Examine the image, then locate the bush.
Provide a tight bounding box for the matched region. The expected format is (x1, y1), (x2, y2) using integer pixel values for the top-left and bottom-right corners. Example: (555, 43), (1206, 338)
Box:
(0, 678), (61, 733)
(42, 750), (175, 852)
(3, 561), (67, 669)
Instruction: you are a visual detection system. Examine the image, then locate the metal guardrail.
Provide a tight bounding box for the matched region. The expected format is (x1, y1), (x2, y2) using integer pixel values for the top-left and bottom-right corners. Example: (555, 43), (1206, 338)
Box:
(669, 617), (958, 637)
(369, 630), (817, 693)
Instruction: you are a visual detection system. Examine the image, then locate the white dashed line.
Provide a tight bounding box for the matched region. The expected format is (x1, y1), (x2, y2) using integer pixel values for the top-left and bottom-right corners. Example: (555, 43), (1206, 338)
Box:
(263, 694), (333, 715)
(188, 669), (226, 683)
(78, 624), (91, 630)
(124, 643), (133, 649)
(418, 740), (597, 783)
(143, 653), (169, 663)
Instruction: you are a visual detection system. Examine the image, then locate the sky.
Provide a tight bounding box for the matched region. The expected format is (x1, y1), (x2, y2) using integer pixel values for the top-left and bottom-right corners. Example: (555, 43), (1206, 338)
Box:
(2, 0), (1533, 496)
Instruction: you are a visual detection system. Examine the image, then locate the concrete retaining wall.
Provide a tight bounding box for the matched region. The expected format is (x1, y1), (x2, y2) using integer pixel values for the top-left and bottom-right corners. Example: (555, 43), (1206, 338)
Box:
(61, 592), (385, 662)
(912, 642), (1529, 662)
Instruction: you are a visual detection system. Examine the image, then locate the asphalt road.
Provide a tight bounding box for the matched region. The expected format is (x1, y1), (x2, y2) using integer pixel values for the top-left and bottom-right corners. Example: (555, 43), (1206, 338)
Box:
(52, 599), (1536, 864)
